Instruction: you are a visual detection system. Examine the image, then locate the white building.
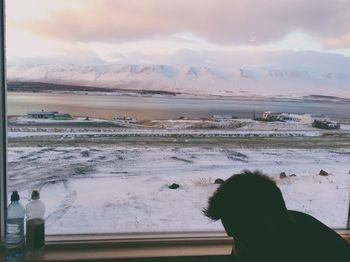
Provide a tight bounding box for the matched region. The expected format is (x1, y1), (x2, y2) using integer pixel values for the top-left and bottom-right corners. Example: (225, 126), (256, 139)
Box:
(262, 111), (282, 120)
(262, 112), (330, 124)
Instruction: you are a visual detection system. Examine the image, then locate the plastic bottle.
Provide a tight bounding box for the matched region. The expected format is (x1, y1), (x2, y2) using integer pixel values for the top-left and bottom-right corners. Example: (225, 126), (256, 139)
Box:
(25, 190), (45, 256)
(5, 191), (25, 261)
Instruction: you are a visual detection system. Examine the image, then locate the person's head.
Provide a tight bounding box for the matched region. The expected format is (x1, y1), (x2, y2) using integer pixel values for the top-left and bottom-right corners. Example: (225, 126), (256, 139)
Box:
(204, 170), (288, 241)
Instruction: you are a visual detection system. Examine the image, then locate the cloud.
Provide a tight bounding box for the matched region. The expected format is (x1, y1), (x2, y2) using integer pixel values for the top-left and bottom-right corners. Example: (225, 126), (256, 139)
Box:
(324, 33), (350, 49)
(8, 49), (350, 74)
(8, 54), (107, 66)
(107, 49), (350, 73)
(11, 0), (350, 48)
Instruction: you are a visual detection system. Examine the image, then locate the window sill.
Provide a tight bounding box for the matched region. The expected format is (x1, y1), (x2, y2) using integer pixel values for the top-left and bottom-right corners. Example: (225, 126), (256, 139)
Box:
(1, 232), (233, 261)
(1, 231), (349, 261)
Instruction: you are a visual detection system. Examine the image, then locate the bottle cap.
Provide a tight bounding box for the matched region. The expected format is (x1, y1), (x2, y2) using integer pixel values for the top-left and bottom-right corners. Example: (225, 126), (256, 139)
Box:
(31, 190), (40, 200)
(11, 191), (20, 201)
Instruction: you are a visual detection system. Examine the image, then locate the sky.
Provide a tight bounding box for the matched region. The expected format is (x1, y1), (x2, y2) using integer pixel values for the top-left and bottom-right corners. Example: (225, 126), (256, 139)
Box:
(5, 0), (350, 67)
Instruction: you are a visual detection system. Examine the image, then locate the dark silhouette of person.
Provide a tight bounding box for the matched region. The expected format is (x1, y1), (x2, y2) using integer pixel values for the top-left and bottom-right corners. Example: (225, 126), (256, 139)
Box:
(204, 170), (350, 262)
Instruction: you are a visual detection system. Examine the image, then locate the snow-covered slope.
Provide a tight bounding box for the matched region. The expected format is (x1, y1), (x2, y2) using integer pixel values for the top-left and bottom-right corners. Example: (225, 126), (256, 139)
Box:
(7, 64), (350, 98)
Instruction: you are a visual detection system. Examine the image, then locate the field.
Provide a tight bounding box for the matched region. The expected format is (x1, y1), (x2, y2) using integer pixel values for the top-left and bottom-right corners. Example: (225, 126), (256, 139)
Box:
(7, 117), (350, 234)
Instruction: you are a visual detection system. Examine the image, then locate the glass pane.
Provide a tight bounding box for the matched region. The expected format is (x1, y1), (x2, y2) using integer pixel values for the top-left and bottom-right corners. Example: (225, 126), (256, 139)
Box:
(6, 0), (350, 234)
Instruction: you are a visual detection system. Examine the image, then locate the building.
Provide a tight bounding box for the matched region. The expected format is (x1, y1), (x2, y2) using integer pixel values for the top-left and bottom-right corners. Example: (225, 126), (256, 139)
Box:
(262, 111), (331, 124)
(262, 111), (283, 120)
(280, 113), (309, 123)
(277, 113), (300, 122)
(27, 111), (72, 120)
(312, 119), (340, 130)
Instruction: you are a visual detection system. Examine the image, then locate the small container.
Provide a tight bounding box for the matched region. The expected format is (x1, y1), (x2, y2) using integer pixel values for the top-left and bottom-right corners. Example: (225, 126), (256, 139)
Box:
(25, 190), (45, 255)
(5, 191), (25, 261)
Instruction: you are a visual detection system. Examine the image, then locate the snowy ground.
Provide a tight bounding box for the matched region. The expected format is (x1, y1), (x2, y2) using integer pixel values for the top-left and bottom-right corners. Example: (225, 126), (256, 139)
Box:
(7, 117), (350, 234)
(8, 146), (350, 234)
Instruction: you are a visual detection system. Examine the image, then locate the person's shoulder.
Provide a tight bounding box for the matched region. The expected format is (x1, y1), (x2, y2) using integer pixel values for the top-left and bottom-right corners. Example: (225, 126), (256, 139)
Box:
(288, 210), (323, 225)
(287, 210), (350, 260)
(288, 209), (339, 235)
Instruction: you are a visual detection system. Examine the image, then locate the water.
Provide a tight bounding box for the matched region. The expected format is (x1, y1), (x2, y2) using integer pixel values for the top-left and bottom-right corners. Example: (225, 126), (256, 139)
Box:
(6, 218), (25, 261)
(7, 92), (350, 121)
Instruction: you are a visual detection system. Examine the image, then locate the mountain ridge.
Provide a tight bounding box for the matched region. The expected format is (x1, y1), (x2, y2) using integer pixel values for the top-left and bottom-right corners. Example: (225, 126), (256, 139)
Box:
(7, 64), (350, 99)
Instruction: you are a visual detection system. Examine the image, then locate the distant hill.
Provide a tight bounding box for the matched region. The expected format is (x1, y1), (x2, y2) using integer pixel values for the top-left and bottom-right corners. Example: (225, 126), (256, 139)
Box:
(7, 64), (350, 99)
(7, 81), (178, 96)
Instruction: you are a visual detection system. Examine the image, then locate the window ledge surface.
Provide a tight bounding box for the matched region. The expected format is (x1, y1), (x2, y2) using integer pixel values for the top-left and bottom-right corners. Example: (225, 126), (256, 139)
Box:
(1, 231), (349, 261)
(1, 232), (233, 261)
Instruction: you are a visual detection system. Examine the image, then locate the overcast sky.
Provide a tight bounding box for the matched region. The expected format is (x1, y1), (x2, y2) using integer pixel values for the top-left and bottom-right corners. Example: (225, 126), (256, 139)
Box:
(6, 0), (350, 67)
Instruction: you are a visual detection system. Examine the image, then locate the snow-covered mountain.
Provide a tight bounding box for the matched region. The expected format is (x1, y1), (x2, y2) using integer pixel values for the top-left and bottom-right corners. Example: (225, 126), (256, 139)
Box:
(6, 64), (350, 99)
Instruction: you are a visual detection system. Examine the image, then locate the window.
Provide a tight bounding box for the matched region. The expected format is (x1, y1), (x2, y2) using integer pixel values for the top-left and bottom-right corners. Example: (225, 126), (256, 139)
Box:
(2, 0), (350, 241)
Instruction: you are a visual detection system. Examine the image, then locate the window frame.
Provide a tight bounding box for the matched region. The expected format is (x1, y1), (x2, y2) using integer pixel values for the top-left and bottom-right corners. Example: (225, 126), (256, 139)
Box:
(0, 0), (350, 260)
(0, 0), (7, 244)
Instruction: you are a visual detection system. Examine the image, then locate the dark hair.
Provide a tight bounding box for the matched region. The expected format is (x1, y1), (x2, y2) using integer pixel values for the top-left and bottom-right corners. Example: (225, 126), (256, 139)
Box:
(204, 170), (288, 222)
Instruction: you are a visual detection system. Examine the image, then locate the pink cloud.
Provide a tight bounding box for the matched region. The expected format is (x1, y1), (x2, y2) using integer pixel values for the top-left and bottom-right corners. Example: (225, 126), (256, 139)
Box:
(13, 0), (350, 48)
(324, 33), (350, 49)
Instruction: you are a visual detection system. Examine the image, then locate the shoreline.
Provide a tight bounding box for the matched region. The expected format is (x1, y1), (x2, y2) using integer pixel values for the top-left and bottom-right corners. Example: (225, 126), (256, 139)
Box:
(7, 81), (350, 103)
